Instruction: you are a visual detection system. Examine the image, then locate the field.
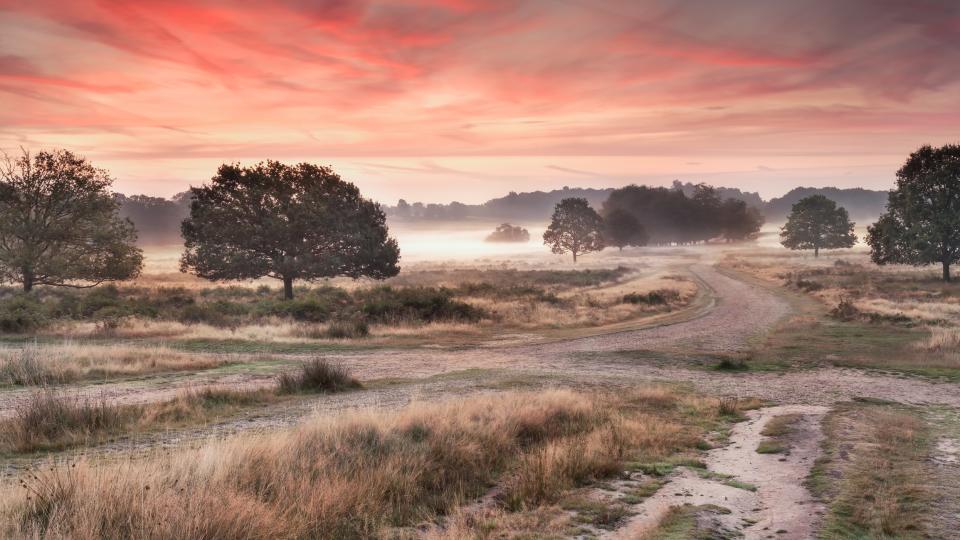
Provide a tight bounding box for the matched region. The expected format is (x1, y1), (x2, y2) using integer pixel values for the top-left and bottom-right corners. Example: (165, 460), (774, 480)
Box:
(2, 244), (960, 538)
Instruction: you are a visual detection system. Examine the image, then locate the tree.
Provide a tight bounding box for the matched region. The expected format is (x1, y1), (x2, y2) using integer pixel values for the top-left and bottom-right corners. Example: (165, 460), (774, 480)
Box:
(719, 199), (763, 241)
(867, 144), (960, 282)
(181, 161), (400, 299)
(0, 149), (143, 292)
(486, 223), (530, 243)
(603, 208), (648, 251)
(779, 195), (856, 257)
(543, 198), (604, 262)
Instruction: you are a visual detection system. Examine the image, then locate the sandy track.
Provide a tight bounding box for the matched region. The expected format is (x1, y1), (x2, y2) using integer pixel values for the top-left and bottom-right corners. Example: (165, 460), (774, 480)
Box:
(610, 405), (828, 539)
(0, 264), (782, 417)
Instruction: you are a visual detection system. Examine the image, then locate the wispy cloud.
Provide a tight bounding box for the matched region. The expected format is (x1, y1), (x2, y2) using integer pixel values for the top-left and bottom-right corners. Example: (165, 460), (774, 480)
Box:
(0, 0), (957, 199)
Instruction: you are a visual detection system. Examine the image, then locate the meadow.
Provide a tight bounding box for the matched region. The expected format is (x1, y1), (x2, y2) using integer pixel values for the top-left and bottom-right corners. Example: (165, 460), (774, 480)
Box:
(1, 243), (959, 539)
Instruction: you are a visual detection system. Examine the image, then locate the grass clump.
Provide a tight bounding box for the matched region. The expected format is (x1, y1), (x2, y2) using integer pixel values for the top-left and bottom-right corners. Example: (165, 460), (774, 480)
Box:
(755, 413), (801, 455)
(815, 403), (932, 539)
(276, 358), (361, 394)
(0, 390), (132, 453)
(322, 319), (370, 339)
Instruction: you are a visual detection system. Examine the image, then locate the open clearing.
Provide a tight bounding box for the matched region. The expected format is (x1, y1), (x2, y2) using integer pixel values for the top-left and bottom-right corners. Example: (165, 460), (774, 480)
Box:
(2, 250), (960, 537)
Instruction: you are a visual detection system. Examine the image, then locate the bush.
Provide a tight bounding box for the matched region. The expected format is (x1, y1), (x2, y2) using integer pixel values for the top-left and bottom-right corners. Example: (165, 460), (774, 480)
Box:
(831, 297), (860, 321)
(0, 295), (46, 333)
(360, 286), (484, 323)
(794, 279), (824, 292)
(258, 297), (335, 322)
(276, 358), (361, 394)
(622, 289), (680, 305)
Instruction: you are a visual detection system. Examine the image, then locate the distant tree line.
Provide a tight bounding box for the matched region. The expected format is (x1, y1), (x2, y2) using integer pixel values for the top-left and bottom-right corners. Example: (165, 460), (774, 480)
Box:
(601, 183), (764, 246)
(542, 183), (763, 261)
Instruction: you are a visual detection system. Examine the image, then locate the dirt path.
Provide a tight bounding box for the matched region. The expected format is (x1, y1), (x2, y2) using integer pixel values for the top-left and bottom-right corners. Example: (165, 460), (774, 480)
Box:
(610, 405), (828, 539)
(0, 264), (783, 417)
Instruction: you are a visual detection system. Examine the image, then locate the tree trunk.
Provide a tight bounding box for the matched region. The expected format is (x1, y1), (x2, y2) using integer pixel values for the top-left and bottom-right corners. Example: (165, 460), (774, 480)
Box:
(814, 246), (819, 258)
(283, 276), (294, 300)
(572, 251), (578, 263)
(944, 260), (952, 283)
(22, 269), (33, 292)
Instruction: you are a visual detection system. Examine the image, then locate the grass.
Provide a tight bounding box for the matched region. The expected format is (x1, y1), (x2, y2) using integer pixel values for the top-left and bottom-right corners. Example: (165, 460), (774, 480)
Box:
(722, 257), (960, 380)
(755, 413), (801, 454)
(810, 401), (932, 539)
(0, 359), (358, 454)
(0, 343), (236, 385)
(643, 504), (734, 539)
(0, 387), (278, 454)
(1, 387), (756, 538)
(276, 358), (361, 394)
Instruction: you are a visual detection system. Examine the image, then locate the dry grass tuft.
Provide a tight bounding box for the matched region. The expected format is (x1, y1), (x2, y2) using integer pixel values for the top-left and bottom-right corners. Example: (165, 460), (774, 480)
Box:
(276, 358), (361, 394)
(0, 390), (132, 453)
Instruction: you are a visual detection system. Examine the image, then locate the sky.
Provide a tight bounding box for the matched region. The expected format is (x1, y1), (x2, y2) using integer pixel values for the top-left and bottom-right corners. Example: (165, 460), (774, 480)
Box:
(1, 0), (958, 204)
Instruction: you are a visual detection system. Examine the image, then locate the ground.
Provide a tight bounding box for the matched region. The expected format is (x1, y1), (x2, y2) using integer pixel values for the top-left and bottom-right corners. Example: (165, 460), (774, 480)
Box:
(1, 246), (959, 538)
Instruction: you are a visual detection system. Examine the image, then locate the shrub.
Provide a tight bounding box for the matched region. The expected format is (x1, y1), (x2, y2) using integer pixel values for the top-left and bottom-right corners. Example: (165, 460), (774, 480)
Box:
(360, 286), (484, 323)
(795, 279), (824, 292)
(258, 297), (339, 322)
(715, 356), (749, 371)
(622, 289), (680, 305)
(276, 358), (361, 394)
(0, 295), (46, 333)
(831, 297), (860, 321)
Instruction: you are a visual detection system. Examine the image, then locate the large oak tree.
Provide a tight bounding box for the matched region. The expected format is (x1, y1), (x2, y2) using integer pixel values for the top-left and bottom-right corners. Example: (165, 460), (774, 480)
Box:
(180, 161), (400, 299)
(780, 195), (857, 257)
(543, 198), (605, 262)
(0, 149), (142, 292)
(867, 144), (960, 282)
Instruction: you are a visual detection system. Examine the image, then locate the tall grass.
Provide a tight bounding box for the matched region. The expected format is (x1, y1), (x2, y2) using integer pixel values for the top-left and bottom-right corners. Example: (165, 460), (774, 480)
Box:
(276, 358), (361, 394)
(0, 343), (233, 385)
(2, 387), (742, 539)
(1, 360), (359, 453)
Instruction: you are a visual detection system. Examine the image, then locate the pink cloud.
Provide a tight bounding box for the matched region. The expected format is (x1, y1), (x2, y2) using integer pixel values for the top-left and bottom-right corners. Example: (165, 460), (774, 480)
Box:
(0, 0), (957, 200)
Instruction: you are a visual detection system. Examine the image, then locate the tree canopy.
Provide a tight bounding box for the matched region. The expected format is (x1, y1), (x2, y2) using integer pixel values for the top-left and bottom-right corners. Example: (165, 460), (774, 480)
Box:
(602, 183), (761, 245)
(543, 198), (604, 262)
(779, 194), (857, 257)
(181, 161), (400, 299)
(867, 144), (960, 282)
(0, 149), (142, 292)
(485, 223), (530, 243)
(603, 208), (648, 251)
